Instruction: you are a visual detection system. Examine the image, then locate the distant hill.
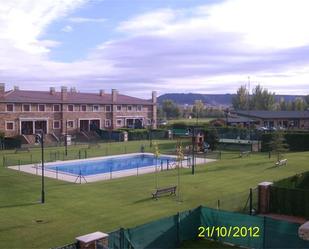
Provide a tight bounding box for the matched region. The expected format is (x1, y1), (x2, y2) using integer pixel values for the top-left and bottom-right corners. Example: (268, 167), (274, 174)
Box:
(157, 93), (305, 106)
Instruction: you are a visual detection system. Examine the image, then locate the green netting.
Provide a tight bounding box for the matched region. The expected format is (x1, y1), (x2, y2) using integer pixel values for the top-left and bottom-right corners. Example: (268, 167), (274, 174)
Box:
(264, 217), (309, 248)
(108, 205), (309, 249)
(200, 206), (264, 248)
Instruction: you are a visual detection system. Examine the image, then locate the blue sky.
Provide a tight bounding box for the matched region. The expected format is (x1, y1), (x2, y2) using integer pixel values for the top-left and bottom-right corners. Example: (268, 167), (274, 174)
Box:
(0, 0), (309, 97)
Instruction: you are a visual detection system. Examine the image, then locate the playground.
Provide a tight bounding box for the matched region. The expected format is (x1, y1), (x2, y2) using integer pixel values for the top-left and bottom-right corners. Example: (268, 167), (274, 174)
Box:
(0, 140), (308, 248)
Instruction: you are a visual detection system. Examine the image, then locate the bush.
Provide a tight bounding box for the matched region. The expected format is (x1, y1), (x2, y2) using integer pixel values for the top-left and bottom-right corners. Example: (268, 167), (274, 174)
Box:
(4, 136), (22, 149)
(261, 132), (309, 152)
(128, 129), (149, 140)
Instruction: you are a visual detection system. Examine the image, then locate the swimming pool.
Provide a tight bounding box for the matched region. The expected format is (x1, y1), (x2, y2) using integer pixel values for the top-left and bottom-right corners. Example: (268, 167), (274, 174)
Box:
(47, 154), (177, 176)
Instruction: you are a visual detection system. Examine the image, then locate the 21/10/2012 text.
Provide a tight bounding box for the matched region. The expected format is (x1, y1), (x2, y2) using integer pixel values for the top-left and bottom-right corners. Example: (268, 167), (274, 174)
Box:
(198, 226), (260, 238)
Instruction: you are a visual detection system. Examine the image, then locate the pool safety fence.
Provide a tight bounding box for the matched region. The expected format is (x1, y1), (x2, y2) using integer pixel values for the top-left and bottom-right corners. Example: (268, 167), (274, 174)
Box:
(54, 205), (309, 249)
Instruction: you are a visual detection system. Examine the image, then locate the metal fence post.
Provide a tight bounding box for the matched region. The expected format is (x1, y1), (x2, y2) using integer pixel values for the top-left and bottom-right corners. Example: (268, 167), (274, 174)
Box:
(30, 154), (33, 163)
(249, 188), (253, 215)
(18, 159), (21, 171)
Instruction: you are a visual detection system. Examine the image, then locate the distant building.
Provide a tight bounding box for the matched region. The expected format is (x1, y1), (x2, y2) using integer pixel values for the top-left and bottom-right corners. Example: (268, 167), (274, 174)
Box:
(232, 110), (309, 129)
(0, 83), (157, 138)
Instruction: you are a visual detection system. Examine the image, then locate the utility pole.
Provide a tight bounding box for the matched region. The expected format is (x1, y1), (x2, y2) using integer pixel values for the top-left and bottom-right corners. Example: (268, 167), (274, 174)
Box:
(35, 130), (45, 204)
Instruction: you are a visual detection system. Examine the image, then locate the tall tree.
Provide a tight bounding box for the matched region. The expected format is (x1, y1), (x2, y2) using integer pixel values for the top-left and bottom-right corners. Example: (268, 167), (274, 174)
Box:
(269, 131), (289, 161)
(161, 99), (181, 119)
(232, 85), (248, 110)
(293, 97), (306, 111)
(192, 100), (204, 124)
(250, 85), (275, 110)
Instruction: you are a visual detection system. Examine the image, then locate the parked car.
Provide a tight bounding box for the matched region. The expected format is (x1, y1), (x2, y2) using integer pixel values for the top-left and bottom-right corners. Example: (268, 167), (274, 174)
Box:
(158, 120), (168, 126)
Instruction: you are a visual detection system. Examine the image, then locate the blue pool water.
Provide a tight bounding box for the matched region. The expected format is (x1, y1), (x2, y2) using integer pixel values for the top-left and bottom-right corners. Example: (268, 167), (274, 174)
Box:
(47, 154), (176, 176)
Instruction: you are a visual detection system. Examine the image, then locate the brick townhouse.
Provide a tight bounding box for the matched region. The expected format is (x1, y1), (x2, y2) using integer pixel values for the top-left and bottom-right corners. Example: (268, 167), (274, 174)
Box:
(0, 83), (157, 140)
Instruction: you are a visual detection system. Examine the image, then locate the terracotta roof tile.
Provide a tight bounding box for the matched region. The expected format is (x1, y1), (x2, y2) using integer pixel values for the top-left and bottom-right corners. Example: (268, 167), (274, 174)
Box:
(2, 90), (152, 105)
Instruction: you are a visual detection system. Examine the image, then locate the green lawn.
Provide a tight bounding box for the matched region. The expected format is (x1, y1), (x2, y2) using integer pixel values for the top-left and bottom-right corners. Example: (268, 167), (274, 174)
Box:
(167, 118), (215, 125)
(0, 141), (308, 248)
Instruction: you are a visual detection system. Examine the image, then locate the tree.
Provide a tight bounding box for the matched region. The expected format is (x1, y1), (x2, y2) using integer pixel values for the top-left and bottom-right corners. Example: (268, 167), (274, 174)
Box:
(269, 131), (289, 161)
(250, 85), (275, 110)
(232, 85), (248, 110)
(293, 97), (306, 111)
(161, 100), (181, 119)
(205, 129), (219, 151)
(192, 100), (204, 124)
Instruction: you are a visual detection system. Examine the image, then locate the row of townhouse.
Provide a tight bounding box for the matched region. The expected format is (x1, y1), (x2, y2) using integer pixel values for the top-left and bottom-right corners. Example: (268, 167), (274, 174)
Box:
(0, 83), (157, 138)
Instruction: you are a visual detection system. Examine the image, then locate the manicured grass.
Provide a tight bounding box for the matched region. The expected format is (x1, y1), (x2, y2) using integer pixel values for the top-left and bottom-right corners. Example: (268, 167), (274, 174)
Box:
(0, 142), (308, 248)
(167, 118), (215, 125)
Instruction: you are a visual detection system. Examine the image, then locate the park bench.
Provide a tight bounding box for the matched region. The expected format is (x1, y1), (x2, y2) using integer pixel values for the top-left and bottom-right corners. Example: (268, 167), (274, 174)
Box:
(239, 151), (251, 158)
(15, 147), (30, 153)
(275, 159), (287, 166)
(152, 186), (177, 199)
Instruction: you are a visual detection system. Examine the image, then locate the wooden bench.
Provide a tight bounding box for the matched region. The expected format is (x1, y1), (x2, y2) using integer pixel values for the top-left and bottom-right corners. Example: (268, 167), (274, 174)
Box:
(239, 151), (251, 157)
(275, 159), (287, 166)
(152, 186), (177, 199)
(15, 147), (30, 153)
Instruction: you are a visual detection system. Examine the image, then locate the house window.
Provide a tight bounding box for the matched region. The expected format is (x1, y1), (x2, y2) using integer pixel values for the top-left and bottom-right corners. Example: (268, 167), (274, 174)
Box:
(116, 119), (123, 127)
(53, 120), (61, 129)
(92, 105), (99, 112)
(127, 105), (132, 111)
(105, 105), (111, 112)
(5, 121), (14, 131)
(6, 104), (14, 112)
(116, 105), (122, 111)
(81, 105), (87, 112)
(23, 104), (31, 112)
(38, 104), (45, 112)
(53, 104), (60, 112)
(68, 105), (74, 112)
(147, 119), (152, 125)
(67, 120), (74, 128)
(137, 105), (142, 112)
(105, 119), (111, 127)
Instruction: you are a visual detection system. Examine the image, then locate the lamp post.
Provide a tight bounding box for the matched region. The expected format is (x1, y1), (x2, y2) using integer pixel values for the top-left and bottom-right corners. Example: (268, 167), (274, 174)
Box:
(191, 127), (195, 175)
(65, 120), (68, 156)
(35, 130), (45, 204)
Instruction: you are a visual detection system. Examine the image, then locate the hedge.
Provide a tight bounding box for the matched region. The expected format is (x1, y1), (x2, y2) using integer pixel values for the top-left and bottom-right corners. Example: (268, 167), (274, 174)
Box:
(261, 132), (309, 152)
(127, 129), (167, 140)
(3, 136), (22, 149)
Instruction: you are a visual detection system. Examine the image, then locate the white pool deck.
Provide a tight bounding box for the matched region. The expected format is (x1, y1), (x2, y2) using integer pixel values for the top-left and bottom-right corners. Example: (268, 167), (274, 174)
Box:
(8, 153), (216, 184)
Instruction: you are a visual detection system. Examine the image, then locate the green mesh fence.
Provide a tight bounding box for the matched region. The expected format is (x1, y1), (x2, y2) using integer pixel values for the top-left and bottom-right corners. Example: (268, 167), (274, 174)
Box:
(108, 206), (309, 249)
(270, 186), (309, 219)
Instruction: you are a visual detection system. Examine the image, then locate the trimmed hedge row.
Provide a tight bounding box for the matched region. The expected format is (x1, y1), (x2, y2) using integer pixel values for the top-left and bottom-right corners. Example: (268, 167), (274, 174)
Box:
(118, 129), (167, 141)
(261, 133), (309, 152)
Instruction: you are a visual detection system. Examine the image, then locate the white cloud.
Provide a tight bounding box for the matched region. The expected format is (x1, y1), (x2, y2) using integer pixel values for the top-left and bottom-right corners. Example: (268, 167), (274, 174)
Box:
(0, 0), (87, 54)
(1, 0), (309, 97)
(61, 25), (73, 32)
(68, 17), (106, 23)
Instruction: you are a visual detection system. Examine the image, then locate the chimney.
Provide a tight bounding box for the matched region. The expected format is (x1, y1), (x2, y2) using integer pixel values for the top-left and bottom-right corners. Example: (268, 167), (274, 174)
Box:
(152, 91), (157, 104)
(61, 86), (68, 101)
(112, 89), (118, 103)
(0, 83), (5, 98)
(13, 86), (19, 91)
(70, 87), (77, 93)
(99, 89), (105, 96)
(50, 87), (56, 95)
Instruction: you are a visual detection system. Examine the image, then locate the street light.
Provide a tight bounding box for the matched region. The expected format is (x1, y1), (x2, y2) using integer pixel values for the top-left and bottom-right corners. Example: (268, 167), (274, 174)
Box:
(35, 130), (45, 204)
(191, 127), (195, 175)
(65, 120), (68, 156)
